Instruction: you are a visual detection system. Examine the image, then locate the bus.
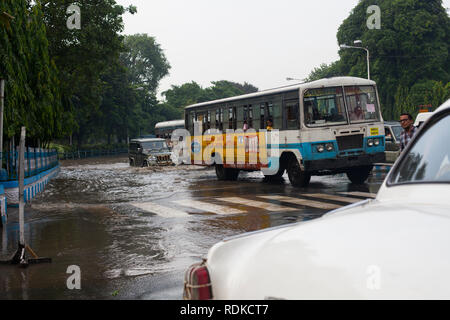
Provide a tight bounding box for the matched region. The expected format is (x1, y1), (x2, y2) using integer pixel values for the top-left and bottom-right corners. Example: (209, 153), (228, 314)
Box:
(183, 77), (385, 187)
(155, 120), (185, 139)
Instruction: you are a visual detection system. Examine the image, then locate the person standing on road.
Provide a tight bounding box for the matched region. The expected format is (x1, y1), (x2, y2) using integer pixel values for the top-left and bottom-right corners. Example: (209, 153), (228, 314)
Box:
(399, 113), (417, 152)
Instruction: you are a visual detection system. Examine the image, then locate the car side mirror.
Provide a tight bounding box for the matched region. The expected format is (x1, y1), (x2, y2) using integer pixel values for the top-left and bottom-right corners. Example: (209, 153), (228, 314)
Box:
(137, 147), (143, 153)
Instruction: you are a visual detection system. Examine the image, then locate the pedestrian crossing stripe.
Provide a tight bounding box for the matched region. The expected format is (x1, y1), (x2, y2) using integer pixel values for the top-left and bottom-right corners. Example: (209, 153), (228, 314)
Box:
(302, 193), (362, 204)
(259, 195), (341, 210)
(131, 202), (189, 218)
(131, 192), (375, 217)
(173, 199), (246, 215)
(217, 197), (298, 212)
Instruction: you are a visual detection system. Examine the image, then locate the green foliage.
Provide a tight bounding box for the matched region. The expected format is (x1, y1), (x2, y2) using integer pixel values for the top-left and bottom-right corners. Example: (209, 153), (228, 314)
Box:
(162, 80), (258, 110)
(307, 62), (342, 81)
(122, 34), (171, 94)
(308, 0), (450, 120)
(0, 0), (63, 145)
(41, 0), (130, 146)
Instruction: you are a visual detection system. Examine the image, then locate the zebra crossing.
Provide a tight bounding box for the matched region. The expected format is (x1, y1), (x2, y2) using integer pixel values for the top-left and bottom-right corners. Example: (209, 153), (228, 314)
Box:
(130, 191), (377, 218)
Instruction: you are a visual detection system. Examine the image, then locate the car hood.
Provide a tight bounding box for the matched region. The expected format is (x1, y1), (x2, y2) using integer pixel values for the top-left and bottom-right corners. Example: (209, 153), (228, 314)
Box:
(206, 199), (450, 300)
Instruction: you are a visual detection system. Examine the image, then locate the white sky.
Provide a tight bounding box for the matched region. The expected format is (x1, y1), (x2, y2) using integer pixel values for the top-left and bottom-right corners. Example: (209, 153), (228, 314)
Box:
(116, 0), (450, 100)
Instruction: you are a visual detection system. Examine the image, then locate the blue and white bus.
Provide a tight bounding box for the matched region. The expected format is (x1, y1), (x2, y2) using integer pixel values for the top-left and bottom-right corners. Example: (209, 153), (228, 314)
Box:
(184, 77), (385, 186)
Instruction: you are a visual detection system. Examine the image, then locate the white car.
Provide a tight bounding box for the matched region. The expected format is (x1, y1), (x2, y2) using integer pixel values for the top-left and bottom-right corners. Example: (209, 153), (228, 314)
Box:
(184, 99), (450, 300)
(414, 111), (433, 128)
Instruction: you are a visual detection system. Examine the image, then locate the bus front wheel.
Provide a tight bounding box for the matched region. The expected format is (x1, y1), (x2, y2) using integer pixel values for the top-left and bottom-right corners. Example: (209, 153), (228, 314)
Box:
(346, 165), (373, 184)
(287, 158), (311, 187)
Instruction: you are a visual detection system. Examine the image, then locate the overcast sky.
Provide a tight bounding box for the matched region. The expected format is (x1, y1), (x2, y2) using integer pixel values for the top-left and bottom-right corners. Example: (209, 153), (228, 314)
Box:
(116, 0), (450, 99)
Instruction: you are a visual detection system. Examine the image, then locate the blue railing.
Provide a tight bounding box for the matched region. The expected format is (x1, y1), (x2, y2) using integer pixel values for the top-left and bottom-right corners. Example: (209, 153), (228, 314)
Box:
(0, 148), (59, 181)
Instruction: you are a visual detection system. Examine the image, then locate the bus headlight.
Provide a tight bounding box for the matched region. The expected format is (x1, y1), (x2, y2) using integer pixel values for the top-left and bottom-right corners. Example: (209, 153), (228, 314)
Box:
(316, 145), (325, 153)
(367, 139), (374, 147)
(374, 138), (380, 146)
(325, 143), (334, 151)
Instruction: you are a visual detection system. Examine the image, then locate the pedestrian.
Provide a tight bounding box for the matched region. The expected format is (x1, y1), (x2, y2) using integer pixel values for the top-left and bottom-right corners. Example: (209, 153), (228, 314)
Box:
(243, 120), (248, 131)
(399, 113), (417, 152)
(266, 119), (273, 131)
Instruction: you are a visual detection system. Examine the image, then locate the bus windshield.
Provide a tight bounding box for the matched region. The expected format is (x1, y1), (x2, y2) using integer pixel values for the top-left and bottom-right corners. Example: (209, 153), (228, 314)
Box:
(303, 85), (380, 126)
(304, 87), (347, 126)
(345, 85), (379, 123)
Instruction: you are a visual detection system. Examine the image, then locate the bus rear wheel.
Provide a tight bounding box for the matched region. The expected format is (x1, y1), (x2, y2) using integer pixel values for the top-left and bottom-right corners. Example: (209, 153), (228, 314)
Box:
(346, 165), (373, 184)
(215, 164), (239, 181)
(287, 158), (311, 187)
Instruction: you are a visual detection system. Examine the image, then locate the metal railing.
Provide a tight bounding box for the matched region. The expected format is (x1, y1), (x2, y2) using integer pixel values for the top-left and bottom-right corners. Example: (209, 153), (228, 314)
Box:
(0, 148), (59, 181)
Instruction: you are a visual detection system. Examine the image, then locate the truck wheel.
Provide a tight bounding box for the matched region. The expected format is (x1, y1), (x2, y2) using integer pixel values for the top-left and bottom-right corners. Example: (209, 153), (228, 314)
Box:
(346, 165), (373, 184)
(287, 158), (311, 187)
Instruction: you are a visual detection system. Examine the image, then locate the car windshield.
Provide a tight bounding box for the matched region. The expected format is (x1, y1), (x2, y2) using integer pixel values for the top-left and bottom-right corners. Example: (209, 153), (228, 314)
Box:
(391, 125), (402, 141)
(389, 112), (450, 184)
(141, 141), (167, 150)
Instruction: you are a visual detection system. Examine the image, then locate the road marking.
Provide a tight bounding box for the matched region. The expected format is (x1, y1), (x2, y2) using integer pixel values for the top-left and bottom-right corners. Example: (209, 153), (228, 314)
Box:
(259, 195), (341, 210)
(339, 191), (377, 198)
(302, 193), (362, 204)
(131, 202), (189, 218)
(173, 199), (246, 215)
(218, 197), (298, 212)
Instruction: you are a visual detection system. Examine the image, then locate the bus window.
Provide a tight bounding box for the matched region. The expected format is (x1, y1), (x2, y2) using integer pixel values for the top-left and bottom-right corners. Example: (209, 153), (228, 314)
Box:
(272, 98), (282, 129)
(206, 110), (211, 131)
(284, 100), (299, 130)
(345, 86), (379, 123)
(248, 105), (253, 128)
(260, 104), (265, 129)
(233, 106), (237, 130)
(304, 87), (347, 126)
(237, 106), (244, 130)
(228, 107), (233, 129)
(189, 111), (195, 135)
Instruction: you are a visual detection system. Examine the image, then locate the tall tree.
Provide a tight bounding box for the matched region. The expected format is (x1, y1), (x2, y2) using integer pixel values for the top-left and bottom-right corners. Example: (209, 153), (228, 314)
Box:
(41, 0), (133, 146)
(122, 34), (171, 94)
(0, 0), (63, 145)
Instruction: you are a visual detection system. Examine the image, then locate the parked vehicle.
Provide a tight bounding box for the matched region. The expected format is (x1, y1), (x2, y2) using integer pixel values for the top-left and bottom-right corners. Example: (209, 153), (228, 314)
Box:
(128, 138), (172, 167)
(414, 111), (433, 128)
(384, 121), (402, 163)
(184, 98), (450, 300)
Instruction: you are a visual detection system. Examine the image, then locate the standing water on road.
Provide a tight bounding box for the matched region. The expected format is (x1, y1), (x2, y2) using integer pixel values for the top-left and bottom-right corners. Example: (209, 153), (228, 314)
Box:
(0, 156), (385, 299)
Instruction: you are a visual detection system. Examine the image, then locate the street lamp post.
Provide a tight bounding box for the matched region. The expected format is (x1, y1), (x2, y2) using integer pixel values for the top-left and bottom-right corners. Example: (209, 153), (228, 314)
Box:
(340, 40), (370, 80)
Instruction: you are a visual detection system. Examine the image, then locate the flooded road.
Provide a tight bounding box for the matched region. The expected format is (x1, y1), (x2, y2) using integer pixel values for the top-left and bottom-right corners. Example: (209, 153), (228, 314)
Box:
(0, 156), (386, 299)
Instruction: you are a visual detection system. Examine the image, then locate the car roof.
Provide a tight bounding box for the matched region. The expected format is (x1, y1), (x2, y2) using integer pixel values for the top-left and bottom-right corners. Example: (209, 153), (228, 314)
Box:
(414, 112), (434, 126)
(130, 138), (166, 143)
